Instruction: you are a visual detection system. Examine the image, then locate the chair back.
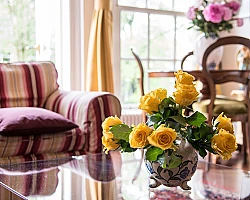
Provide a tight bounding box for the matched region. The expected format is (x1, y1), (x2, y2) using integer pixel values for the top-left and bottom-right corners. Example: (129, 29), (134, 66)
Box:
(181, 51), (194, 70)
(0, 61), (59, 108)
(201, 36), (250, 123)
(131, 48), (145, 96)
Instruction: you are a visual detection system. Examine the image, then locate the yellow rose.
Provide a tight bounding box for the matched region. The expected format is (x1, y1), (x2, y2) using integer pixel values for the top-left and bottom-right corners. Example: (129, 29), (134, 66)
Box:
(103, 130), (113, 139)
(102, 116), (123, 132)
(174, 70), (195, 85)
(129, 123), (152, 148)
(211, 129), (238, 160)
(138, 88), (167, 114)
(147, 125), (177, 150)
(173, 84), (199, 106)
(214, 113), (234, 134)
(153, 88), (168, 101)
(102, 136), (120, 154)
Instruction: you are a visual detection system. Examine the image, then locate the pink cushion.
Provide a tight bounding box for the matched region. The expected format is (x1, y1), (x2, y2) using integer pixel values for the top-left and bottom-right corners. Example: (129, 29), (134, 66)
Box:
(0, 107), (78, 135)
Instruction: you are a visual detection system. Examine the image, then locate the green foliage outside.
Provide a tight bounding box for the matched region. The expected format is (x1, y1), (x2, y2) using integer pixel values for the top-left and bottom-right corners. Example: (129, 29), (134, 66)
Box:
(0, 0), (36, 61)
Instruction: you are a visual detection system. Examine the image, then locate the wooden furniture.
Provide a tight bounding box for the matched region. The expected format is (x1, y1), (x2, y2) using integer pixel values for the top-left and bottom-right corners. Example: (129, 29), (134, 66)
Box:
(148, 70), (250, 100)
(131, 48), (145, 96)
(193, 36), (250, 163)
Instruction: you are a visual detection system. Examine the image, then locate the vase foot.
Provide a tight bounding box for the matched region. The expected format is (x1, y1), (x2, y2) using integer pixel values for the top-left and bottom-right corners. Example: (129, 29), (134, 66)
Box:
(149, 175), (162, 188)
(180, 180), (191, 190)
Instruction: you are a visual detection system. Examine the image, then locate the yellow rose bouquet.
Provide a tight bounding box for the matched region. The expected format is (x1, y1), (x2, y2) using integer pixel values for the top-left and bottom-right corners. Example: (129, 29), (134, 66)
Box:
(102, 70), (238, 169)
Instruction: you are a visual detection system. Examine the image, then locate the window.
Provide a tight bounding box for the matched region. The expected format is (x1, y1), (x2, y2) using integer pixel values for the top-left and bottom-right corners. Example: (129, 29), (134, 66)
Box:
(113, 0), (195, 108)
(0, 0), (84, 91)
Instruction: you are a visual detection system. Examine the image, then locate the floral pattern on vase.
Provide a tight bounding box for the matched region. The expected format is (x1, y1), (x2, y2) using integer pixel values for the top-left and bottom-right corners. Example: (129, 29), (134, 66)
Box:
(145, 141), (198, 190)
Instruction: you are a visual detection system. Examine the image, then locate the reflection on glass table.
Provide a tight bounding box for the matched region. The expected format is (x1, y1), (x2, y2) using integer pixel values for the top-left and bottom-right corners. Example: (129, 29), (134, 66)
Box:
(0, 151), (249, 200)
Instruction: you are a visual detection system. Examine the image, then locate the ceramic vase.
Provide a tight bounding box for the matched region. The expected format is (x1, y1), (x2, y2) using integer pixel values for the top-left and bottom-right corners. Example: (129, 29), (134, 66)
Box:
(144, 141), (198, 190)
(194, 33), (224, 69)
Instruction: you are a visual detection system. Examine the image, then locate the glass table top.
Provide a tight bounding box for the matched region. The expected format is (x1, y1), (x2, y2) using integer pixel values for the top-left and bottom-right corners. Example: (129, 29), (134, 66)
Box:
(0, 151), (249, 200)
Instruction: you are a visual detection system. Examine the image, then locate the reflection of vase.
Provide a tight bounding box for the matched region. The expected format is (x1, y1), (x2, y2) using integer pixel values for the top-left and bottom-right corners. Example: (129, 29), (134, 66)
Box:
(194, 33), (224, 69)
(145, 141), (198, 190)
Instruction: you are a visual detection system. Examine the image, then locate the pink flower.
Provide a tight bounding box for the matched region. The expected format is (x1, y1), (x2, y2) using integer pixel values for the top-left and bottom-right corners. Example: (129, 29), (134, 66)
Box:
(225, 1), (241, 14)
(237, 18), (244, 27)
(186, 6), (197, 20)
(222, 6), (233, 21)
(203, 3), (224, 23)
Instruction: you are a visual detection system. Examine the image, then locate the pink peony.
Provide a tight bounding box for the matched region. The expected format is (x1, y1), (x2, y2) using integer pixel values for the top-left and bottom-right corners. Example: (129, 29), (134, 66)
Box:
(187, 6), (197, 20)
(225, 1), (241, 14)
(237, 18), (244, 27)
(222, 6), (233, 21)
(202, 3), (224, 23)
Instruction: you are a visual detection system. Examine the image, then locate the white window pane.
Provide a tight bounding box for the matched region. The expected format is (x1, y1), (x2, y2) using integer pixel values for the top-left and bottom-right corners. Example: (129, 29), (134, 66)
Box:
(176, 16), (193, 60)
(121, 11), (148, 58)
(118, 0), (146, 8)
(174, 0), (195, 12)
(149, 77), (175, 94)
(149, 61), (174, 71)
(147, 0), (172, 11)
(121, 60), (145, 104)
(0, 0), (36, 61)
(150, 14), (175, 59)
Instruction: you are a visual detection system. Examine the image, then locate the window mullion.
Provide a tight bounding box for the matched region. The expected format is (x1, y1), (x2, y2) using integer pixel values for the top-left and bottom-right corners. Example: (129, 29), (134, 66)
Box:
(174, 15), (177, 70)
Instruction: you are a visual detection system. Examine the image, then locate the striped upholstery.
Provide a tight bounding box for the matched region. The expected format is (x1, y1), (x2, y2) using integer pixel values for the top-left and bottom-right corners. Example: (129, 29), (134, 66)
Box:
(0, 61), (59, 108)
(45, 90), (121, 154)
(0, 168), (59, 197)
(0, 61), (121, 163)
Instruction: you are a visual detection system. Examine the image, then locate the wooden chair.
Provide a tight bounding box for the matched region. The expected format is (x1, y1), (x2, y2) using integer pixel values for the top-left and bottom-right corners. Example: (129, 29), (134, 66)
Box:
(130, 48), (145, 96)
(130, 49), (147, 123)
(192, 36), (250, 163)
(181, 51), (193, 70)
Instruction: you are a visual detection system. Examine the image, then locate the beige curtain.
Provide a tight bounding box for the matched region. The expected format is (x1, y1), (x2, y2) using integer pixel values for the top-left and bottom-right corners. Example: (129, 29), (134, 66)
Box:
(86, 0), (114, 93)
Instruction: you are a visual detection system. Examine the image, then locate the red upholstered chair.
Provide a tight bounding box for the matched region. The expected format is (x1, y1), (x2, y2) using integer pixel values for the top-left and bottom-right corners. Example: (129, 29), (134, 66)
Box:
(0, 61), (121, 164)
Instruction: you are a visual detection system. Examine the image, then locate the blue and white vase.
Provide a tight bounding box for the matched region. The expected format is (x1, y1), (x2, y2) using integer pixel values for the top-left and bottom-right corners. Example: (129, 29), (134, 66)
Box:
(145, 141), (198, 190)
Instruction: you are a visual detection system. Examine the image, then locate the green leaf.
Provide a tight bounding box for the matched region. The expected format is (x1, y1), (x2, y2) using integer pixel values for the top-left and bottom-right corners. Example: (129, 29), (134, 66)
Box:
(169, 115), (186, 126)
(145, 146), (164, 162)
(168, 153), (182, 169)
(119, 140), (137, 152)
(198, 147), (207, 158)
(146, 113), (162, 127)
(199, 123), (213, 139)
(186, 111), (207, 127)
(110, 124), (132, 142)
(158, 153), (167, 168)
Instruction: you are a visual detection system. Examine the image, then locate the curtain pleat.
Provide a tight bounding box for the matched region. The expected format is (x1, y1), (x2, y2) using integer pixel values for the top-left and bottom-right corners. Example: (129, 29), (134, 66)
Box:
(86, 0), (114, 93)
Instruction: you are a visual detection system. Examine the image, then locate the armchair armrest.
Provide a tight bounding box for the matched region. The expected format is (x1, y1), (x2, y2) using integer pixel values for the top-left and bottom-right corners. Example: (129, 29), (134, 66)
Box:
(44, 90), (121, 153)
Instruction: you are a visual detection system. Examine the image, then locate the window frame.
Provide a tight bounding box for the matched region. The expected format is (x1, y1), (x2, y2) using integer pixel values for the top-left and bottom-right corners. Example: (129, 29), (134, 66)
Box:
(112, 0), (192, 108)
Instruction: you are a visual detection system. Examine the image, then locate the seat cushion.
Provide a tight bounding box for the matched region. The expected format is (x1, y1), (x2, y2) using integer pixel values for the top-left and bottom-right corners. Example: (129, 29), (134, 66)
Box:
(193, 98), (247, 115)
(0, 107), (78, 136)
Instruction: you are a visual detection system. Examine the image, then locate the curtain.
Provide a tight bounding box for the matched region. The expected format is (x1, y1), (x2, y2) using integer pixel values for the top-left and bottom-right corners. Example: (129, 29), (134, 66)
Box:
(86, 0), (114, 93)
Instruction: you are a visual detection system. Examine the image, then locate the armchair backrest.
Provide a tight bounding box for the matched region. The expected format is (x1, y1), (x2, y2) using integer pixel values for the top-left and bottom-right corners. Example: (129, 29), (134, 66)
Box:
(0, 61), (59, 108)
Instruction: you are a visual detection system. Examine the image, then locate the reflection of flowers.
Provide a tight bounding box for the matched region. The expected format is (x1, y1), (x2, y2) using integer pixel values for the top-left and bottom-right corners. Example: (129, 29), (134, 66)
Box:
(102, 70), (238, 169)
(187, 0), (242, 38)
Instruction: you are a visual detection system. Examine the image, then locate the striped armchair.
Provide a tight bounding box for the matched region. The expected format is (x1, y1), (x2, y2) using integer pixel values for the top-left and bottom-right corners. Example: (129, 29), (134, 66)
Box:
(0, 61), (121, 163)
